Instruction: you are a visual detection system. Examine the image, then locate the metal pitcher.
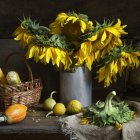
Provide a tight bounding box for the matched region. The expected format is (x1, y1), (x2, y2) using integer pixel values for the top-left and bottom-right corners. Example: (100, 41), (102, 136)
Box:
(59, 66), (92, 107)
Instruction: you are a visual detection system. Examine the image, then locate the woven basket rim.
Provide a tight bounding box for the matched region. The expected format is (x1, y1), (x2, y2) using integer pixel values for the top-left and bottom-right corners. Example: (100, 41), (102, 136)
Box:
(0, 78), (41, 88)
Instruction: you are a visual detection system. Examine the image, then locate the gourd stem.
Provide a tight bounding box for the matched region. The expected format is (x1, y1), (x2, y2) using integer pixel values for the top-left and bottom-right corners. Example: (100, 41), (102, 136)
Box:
(46, 111), (53, 118)
(104, 91), (116, 115)
(50, 91), (56, 98)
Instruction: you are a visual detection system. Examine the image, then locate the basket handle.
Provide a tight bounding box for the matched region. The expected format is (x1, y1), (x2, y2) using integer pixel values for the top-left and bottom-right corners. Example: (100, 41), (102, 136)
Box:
(4, 52), (33, 83)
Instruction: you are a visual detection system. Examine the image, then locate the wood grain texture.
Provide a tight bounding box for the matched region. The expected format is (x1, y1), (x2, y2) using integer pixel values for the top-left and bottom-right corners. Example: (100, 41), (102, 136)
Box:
(0, 117), (60, 134)
(0, 134), (66, 140)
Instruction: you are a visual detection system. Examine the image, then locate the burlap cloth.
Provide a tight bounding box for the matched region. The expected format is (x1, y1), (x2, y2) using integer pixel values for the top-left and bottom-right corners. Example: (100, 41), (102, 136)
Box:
(59, 101), (140, 140)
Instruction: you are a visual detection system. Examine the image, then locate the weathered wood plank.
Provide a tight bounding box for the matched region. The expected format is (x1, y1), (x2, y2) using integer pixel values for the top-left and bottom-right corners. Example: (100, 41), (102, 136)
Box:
(0, 106), (63, 134)
(0, 117), (61, 134)
(0, 134), (66, 140)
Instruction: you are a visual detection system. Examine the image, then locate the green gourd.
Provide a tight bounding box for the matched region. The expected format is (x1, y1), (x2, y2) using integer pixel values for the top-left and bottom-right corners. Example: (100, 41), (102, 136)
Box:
(6, 71), (21, 85)
(43, 91), (56, 110)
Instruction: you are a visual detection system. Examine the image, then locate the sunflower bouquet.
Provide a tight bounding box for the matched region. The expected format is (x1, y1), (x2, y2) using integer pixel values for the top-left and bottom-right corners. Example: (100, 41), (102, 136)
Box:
(13, 11), (140, 87)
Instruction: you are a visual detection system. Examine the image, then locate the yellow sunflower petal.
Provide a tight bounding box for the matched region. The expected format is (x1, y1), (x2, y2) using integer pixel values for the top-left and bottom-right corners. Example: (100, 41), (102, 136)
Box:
(106, 27), (119, 37)
(67, 16), (77, 23)
(97, 66), (106, 82)
(12, 26), (23, 36)
(39, 47), (46, 60)
(14, 32), (24, 40)
(34, 46), (41, 62)
(101, 31), (107, 44)
(114, 19), (121, 28)
(88, 34), (98, 41)
(26, 45), (36, 58)
(46, 47), (52, 63)
(79, 20), (87, 33)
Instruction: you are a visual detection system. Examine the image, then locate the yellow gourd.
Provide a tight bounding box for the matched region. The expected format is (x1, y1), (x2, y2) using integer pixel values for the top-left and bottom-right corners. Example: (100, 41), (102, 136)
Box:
(46, 103), (66, 117)
(67, 100), (83, 114)
(0, 68), (7, 84)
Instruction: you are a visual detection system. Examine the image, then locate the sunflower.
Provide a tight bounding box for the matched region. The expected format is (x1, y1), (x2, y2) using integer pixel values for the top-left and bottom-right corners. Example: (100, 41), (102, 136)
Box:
(13, 23), (32, 47)
(49, 12), (93, 41)
(13, 17), (50, 47)
(82, 19), (127, 60)
(26, 44), (72, 70)
(74, 19), (127, 70)
(96, 45), (140, 87)
(74, 41), (95, 70)
(97, 61), (118, 87)
(25, 34), (72, 70)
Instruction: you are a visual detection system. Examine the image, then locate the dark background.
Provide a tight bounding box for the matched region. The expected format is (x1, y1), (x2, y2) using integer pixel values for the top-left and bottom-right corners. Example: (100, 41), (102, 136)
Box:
(0, 0), (140, 39)
(0, 0), (140, 102)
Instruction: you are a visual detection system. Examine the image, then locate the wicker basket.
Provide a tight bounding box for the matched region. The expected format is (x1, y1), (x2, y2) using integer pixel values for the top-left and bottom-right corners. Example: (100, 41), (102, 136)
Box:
(0, 53), (43, 110)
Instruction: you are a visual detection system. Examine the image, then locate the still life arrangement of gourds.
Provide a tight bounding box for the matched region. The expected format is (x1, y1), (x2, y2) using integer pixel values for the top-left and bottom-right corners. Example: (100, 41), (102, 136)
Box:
(0, 11), (140, 130)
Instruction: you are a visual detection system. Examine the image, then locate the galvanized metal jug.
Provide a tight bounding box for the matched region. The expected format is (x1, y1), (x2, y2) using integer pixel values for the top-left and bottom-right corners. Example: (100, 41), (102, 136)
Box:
(59, 66), (92, 107)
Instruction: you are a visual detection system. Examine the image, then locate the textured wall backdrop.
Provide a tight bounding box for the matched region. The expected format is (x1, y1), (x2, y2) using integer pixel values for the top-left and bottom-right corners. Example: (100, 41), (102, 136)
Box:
(0, 0), (140, 38)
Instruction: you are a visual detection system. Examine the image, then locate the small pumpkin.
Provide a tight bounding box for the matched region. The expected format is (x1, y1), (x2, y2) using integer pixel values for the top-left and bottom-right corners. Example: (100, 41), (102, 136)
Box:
(46, 103), (66, 117)
(67, 100), (83, 114)
(4, 104), (27, 124)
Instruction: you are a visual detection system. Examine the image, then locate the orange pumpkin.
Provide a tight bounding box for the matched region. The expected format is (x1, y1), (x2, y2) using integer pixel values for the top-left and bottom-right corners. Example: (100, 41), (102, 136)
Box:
(4, 104), (27, 124)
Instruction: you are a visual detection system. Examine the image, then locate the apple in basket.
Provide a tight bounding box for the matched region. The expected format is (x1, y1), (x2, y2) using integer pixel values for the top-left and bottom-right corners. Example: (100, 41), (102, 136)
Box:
(6, 71), (21, 85)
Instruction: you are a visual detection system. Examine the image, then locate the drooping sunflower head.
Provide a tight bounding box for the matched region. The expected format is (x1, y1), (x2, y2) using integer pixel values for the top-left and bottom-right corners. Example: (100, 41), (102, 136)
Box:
(26, 34), (72, 70)
(20, 17), (50, 35)
(81, 19), (128, 60)
(96, 44), (140, 87)
(76, 20), (114, 65)
(81, 19), (114, 41)
(49, 11), (93, 41)
(13, 17), (50, 47)
(32, 34), (71, 51)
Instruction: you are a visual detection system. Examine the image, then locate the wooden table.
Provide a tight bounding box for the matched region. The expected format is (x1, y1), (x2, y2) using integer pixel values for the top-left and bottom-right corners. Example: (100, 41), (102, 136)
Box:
(0, 107), (67, 140)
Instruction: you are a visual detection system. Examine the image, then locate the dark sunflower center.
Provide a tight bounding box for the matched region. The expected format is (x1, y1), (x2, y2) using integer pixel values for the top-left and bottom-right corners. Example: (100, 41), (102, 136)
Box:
(62, 21), (82, 41)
